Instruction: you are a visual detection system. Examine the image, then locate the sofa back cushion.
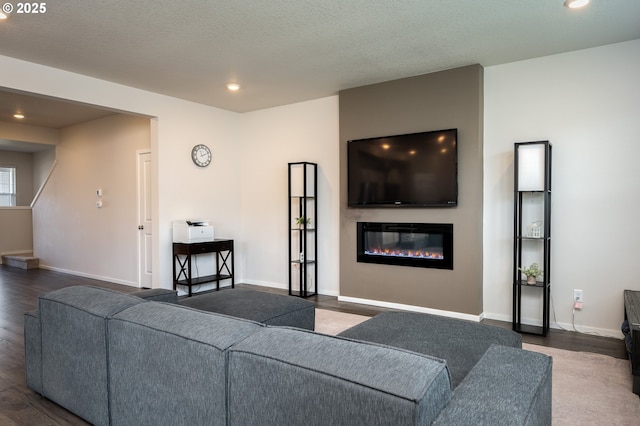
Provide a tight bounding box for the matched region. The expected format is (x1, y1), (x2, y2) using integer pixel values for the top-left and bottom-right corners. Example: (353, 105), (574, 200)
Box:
(228, 327), (452, 426)
(39, 286), (143, 426)
(107, 302), (264, 426)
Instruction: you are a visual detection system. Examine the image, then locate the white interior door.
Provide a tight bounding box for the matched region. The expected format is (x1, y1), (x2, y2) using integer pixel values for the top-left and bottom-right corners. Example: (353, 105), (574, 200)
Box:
(137, 151), (152, 288)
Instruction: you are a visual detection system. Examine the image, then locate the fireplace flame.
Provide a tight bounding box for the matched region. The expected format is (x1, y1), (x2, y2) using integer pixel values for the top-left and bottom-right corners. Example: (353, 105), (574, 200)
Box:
(365, 248), (444, 260)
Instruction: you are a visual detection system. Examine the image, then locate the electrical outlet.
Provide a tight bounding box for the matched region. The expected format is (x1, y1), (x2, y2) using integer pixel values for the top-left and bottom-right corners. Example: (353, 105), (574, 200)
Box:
(573, 289), (583, 310)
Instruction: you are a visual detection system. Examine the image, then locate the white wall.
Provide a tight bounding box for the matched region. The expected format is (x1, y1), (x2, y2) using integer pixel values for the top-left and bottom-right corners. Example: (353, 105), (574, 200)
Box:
(0, 207), (32, 256)
(0, 120), (59, 145)
(484, 40), (640, 337)
(239, 97), (340, 295)
(0, 122), (58, 206)
(0, 123), (57, 256)
(32, 114), (149, 284)
(32, 146), (56, 198)
(1, 54), (242, 289)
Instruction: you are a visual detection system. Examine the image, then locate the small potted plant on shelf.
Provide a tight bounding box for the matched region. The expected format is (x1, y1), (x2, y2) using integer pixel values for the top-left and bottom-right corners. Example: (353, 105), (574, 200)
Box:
(519, 263), (543, 285)
(295, 216), (311, 229)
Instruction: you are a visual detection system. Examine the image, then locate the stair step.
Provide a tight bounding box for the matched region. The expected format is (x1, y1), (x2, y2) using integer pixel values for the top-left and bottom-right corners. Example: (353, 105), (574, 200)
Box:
(1, 255), (39, 270)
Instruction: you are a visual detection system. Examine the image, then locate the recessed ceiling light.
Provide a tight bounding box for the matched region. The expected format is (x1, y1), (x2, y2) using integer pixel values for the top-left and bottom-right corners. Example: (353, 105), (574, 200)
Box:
(226, 83), (240, 91)
(13, 113), (25, 119)
(564, 0), (589, 9)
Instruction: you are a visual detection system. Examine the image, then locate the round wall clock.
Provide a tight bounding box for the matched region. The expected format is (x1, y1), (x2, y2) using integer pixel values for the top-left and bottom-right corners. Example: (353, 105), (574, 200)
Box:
(191, 144), (212, 167)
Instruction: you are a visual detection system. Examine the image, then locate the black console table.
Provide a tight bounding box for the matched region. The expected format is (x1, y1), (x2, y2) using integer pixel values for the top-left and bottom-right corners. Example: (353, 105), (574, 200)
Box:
(172, 240), (234, 296)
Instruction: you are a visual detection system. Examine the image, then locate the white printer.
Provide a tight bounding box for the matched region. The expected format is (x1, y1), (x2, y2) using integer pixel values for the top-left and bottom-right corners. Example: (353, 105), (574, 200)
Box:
(172, 220), (215, 243)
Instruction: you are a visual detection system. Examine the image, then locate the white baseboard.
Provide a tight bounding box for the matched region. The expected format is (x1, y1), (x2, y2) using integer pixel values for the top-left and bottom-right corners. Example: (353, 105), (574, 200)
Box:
(482, 312), (623, 339)
(241, 279), (340, 297)
(557, 322), (623, 339)
(338, 295), (484, 322)
(175, 281), (234, 296)
(0, 249), (33, 256)
(38, 264), (139, 288)
(242, 279), (288, 291)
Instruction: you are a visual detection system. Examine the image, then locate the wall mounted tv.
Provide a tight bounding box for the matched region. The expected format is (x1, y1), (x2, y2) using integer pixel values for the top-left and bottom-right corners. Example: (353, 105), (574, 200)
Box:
(348, 129), (458, 207)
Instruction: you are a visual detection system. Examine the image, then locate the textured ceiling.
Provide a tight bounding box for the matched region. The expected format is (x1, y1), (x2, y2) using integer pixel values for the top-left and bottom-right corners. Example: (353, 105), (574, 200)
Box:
(0, 0), (638, 121)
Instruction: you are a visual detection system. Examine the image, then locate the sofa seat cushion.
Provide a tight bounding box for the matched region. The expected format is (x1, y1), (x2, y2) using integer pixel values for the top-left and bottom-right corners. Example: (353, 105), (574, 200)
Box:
(338, 311), (522, 388)
(227, 327), (452, 426)
(107, 302), (265, 426)
(179, 288), (315, 329)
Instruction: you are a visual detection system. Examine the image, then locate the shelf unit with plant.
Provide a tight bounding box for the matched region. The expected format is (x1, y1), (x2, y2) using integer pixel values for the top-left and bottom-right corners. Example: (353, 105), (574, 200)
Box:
(288, 162), (317, 297)
(513, 141), (552, 336)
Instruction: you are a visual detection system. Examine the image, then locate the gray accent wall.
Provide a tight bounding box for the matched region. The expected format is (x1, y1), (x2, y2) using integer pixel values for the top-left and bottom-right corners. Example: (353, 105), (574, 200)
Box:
(339, 65), (484, 315)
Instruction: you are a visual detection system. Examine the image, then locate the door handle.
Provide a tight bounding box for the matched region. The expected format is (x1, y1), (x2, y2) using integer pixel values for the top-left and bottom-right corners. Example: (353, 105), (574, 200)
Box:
(138, 225), (144, 230)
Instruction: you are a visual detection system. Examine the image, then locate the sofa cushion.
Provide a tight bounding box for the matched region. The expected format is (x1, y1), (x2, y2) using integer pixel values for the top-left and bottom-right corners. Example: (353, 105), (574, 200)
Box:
(23, 309), (42, 394)
(179, 288), (315, 329)
(228, 327), (452, 426)
(107, 301), (265, 426)
(433, 344), (553, 425)
(338, 311), (522, 388)
(39, 286), (143, 426)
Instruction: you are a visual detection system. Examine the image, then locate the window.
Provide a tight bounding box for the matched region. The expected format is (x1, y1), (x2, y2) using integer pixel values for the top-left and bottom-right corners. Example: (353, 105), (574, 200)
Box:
(0, 167), (17, 207)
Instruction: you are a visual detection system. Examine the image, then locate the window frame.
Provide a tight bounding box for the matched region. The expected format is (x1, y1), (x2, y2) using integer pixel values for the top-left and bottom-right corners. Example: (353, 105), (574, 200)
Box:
(0, 166), (17, 207)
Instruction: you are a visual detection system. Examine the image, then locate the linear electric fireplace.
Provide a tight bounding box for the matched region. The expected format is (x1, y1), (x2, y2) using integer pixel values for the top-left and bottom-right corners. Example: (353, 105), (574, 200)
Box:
(357, 222), (453, 269)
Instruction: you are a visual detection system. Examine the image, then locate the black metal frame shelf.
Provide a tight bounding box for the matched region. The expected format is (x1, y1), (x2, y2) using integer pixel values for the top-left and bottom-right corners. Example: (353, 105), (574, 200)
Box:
(513, 141), (552, 337)
(288, 162), (318, 298)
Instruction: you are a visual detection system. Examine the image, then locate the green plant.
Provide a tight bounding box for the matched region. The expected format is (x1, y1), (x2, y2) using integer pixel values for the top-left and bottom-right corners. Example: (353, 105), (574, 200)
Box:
(519, 263), (543, 278)
(295, 216), (311, 226)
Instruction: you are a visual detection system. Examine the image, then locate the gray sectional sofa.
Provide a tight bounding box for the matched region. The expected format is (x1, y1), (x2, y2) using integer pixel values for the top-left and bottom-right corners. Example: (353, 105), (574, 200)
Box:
(24, 286), (552, 425)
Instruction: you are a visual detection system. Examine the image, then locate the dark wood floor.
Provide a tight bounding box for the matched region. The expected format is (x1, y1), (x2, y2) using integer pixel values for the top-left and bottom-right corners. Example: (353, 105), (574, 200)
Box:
(0, 266), (139, 425)
(0, 265), (628, 424)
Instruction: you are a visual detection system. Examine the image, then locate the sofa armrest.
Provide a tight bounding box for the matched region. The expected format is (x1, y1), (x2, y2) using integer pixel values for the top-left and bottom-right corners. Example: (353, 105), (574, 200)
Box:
(434, 344), (552, 426)
(24, 309), (42, 394)
(130, 288), (178, 304)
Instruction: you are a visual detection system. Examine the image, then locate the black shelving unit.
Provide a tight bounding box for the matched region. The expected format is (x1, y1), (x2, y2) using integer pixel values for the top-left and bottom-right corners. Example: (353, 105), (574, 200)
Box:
(513, 141), (552, 336)
(288, 162), (317, 297)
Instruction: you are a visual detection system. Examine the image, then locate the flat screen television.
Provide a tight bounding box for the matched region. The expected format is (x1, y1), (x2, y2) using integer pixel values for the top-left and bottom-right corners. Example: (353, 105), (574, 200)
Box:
(347, 129), (458, 207)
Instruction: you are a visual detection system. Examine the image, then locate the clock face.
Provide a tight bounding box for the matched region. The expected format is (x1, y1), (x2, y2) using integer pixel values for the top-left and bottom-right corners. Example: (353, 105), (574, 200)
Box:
(191, 144), (212, 167)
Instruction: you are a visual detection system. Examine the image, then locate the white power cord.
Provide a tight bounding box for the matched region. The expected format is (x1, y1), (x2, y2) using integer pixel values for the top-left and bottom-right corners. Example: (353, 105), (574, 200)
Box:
(550, 293), (601, 336)
(572, 306), (601, 336)
(550, 294), (571, 332)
